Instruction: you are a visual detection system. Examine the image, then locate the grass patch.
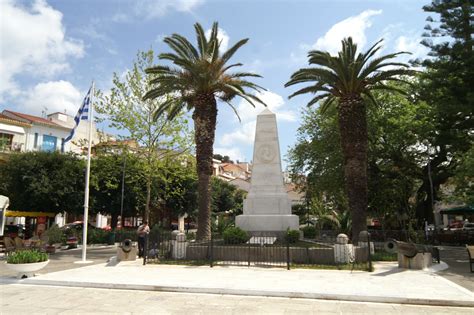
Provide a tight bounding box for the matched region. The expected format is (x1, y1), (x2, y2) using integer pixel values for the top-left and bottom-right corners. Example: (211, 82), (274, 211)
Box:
(291, 263), (372, 272)
(371, 251), (397, 261)
(147, 259), (210, 266)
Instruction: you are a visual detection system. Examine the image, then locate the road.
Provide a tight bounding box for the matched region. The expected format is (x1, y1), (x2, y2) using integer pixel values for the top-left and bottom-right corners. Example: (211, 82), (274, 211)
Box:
(437, 245), (474, 291)
(1, 284), (473, 314)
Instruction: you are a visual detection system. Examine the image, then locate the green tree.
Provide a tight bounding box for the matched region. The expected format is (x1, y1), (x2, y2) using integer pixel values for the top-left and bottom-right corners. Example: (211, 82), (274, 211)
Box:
(0, 152), (84, 215)
(414, 0), (474, 220)
(90, 153), (146, 228)
(143, 22), (266, 240)
(211, 177), (245, 216)
(96, 49), (192, 222)
(286, 38), (413, 241)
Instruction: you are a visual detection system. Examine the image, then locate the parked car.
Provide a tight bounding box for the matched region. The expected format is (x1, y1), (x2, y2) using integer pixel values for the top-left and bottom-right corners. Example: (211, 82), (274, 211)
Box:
(463, 222), (474, 231)
(444, 220), (465, 231)
(60, 221), (97, 231)
(2, 224), (25, 239)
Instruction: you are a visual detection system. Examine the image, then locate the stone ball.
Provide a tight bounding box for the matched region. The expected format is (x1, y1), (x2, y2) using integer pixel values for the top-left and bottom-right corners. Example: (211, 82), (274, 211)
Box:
(358, 231), (369, 242)
(336, 233), (349, 244)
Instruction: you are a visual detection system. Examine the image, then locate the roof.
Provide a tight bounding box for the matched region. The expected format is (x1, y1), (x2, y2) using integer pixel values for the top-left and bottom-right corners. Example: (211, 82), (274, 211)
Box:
(440, 205), (474, 215)
(2, 110), (69, 129)
(0, 113), (32, 127)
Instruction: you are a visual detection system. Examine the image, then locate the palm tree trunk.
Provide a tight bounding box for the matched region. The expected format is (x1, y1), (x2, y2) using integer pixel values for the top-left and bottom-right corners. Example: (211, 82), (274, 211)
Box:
(338, 95), (368, 244)
(193, 95), (218, 240)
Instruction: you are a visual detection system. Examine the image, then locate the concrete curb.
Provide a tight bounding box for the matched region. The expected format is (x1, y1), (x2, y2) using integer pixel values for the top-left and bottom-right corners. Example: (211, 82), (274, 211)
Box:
(22, 278), (474, 308)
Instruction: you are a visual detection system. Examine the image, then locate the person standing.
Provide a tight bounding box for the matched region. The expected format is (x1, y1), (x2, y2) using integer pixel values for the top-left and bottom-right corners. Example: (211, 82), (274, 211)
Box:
(137, 221), (150, 258)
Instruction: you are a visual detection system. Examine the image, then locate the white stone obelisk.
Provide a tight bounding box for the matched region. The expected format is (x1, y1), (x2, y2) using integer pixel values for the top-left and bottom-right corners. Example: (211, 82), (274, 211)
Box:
(236, 108), (299, 235)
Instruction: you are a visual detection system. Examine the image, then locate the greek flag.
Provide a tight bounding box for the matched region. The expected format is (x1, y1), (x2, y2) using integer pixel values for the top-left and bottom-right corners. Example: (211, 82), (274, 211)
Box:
(64, 86), (92, 143)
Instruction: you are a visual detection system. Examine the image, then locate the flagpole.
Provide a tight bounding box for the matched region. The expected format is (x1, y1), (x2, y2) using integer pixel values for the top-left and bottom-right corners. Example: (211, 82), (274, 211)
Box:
(81, 81), (94, 263)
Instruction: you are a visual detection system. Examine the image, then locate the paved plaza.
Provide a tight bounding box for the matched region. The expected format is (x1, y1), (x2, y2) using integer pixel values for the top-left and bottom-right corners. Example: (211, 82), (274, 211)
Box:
(2, 284), (474, 315)
(1, 245), (473, 314)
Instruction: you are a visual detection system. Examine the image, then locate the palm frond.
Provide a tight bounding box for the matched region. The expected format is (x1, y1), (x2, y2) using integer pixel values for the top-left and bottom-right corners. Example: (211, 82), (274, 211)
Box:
(194, 22), (208, 57)
(221, 38), (249, 64)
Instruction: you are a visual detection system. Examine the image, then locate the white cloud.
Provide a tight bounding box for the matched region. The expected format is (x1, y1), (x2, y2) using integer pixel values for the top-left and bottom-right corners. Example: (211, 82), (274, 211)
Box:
(237, 90), (296, 124)
(395, 34), (429, 62)
(219, 90), (296, 147)
(0, 0), (84, 98)
(313, 9), (382, 55)
(221, 121), (256, 146)
(133, 0), (203, 19)
(206, 27), (230, 52)
(22, 80), (83, 116)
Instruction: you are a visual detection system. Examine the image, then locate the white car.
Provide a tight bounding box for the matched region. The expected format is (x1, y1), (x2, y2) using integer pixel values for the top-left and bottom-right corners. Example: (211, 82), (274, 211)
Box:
(462, 222), (474, 231)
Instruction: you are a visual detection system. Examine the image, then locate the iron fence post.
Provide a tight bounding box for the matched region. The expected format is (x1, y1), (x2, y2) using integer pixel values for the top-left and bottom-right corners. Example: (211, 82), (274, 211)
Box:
(367, 232), (372, 272)
(210, 231), (214, 268)
(286, 236), (290, 270)
(143, 234), (148, 266)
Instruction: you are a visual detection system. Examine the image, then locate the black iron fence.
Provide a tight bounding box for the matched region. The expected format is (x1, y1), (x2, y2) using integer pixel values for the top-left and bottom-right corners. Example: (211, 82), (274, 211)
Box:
(142, 230), (374, 271)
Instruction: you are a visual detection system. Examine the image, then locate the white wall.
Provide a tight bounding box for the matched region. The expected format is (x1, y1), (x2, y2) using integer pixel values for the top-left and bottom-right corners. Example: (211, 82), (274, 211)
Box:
(24, 124), (71, 152)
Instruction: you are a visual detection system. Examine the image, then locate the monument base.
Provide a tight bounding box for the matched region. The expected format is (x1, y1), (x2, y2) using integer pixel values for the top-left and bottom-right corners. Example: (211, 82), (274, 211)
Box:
(236, 214), (299, 236)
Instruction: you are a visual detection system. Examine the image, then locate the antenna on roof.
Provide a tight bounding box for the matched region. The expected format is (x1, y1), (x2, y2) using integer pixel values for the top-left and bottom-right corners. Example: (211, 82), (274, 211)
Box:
(41, 106), (48, 118)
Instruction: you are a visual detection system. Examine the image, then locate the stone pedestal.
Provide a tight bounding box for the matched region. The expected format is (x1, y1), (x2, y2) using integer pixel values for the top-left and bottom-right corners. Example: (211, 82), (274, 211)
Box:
(398, 252), (432, 270)
(172, 232), (187, 259)
(116, 246), (137, 262)
(236, 109), (299, 234)
(334, 234), (354, 264)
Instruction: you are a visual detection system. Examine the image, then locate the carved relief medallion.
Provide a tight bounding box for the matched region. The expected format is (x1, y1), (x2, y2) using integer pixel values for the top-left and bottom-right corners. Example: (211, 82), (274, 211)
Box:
(256, 144), (276, 163)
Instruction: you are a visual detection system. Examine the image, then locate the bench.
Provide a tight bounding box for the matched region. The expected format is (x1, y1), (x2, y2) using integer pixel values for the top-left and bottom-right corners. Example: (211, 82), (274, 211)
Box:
(467, 245), (474, 273)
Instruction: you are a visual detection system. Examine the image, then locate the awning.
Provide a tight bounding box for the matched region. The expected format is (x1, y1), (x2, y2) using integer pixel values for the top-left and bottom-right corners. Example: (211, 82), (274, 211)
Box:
(440, 205), (474, 215)
(0, 123), (25, 134)
(5, 210), (56, 218)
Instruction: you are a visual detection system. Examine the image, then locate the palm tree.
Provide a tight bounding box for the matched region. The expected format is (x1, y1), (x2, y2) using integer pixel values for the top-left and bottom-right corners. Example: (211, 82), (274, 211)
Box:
(143, 22), (266, 240)
(285, 37), (413, 243)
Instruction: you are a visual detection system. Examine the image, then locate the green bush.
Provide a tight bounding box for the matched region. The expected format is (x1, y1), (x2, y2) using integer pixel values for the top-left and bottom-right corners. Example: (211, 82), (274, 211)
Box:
(87, 229), (109, 244)
(223, 227), (249, 244)
(45, 224), (65, 245)
(302, 226), (317, 239)
(286, 229), (300, 243)
(114, 228), (138, 242)
(7, 250), (48, 264)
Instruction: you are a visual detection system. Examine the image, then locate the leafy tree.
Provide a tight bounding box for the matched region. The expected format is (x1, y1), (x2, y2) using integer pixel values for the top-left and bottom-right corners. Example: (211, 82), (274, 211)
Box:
(154, 158), (198, 227)
(211, 177), (245, 216)
(414, 0), (474, 220)
(0, 152), (84, 215)
(96, 49), (192, 222)
(286, 38), (413, 241)
(143, 22), (266, 239)
(446, 146), (474, 205)
(90, 153), (146, 228)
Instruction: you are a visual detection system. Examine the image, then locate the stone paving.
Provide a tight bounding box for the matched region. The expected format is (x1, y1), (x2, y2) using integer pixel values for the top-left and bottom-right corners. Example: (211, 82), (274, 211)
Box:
(2, 284), (474, 314)
(10, 260), (474, 307)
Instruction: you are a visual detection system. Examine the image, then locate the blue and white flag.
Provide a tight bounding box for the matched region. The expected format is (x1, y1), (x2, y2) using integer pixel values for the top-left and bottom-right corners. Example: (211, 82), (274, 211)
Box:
(64, 86), (92, 143)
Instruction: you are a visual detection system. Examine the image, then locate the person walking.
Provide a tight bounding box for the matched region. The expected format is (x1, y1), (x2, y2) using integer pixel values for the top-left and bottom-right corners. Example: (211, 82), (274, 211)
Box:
(137, 221), (150, 258)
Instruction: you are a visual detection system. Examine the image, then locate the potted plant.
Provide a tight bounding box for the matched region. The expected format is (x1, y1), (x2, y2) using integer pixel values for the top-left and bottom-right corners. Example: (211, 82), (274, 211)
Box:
(5, 249), (49, 278)
(44, 224), (64, 253)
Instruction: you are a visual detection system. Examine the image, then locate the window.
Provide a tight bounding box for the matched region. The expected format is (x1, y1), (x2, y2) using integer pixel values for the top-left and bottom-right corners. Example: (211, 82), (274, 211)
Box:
(34, 133), (38, 148)
(0, 133), (13, 151)
(61, 138), (65, 153)
(42, 135), (57, 152)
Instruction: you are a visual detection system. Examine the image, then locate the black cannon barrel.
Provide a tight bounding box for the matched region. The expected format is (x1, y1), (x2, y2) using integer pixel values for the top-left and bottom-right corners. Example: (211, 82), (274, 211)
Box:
(394, 241), (417, 258)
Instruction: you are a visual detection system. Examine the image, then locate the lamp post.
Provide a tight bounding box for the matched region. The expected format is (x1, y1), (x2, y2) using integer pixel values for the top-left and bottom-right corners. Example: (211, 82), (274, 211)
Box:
(120, 153), (126, 228)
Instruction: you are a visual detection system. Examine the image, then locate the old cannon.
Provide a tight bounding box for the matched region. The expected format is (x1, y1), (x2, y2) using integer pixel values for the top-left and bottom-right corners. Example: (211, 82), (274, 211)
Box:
(385, 239), (437, 269)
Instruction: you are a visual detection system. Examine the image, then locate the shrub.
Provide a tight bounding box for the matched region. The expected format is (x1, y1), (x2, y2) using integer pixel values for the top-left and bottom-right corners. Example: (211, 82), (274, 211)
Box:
(7, 250), (48, 264)
(302, 226), (317, 239)
(286, 229), (300, 243)
(45, 224), (65, 245)
(87, 229), (109, 244)
(223, 227), (249, 244)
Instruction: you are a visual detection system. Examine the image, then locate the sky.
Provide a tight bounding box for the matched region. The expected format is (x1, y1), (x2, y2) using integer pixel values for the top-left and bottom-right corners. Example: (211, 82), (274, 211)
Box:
(0, 0), (431, 167)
